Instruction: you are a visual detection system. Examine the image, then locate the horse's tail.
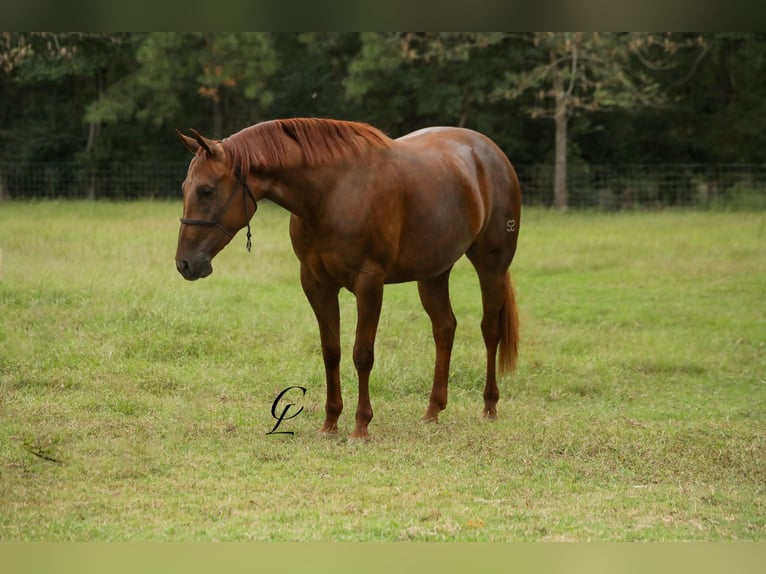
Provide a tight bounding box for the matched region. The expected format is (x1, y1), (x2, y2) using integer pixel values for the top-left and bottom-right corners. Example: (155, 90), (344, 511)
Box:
(498, 272), (520, 376)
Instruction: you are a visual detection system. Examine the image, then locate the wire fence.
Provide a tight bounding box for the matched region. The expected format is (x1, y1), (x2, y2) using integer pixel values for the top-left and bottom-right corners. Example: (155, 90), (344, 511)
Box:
(1, 161), (765, 209)
(0, 162), (186, 201)
(518, 163), (766, 210)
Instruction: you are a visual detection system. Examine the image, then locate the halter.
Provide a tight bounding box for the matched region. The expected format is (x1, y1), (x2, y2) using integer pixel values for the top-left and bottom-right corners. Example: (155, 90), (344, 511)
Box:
(180, 170), (257, 252)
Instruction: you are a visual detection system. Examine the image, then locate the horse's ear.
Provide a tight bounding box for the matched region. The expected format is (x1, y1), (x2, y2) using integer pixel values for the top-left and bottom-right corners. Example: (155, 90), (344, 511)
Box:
(189, 129), (213, 155)
(177, 129), (200, 154)
(190, 129), (225, 161)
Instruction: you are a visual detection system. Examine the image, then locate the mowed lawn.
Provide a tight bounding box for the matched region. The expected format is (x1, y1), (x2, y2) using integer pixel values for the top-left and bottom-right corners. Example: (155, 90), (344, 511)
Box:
(0, 200), (764, 541)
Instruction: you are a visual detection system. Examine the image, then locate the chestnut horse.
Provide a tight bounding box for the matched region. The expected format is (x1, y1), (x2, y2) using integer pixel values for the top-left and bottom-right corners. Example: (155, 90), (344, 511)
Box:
(175, 118), (521, 438)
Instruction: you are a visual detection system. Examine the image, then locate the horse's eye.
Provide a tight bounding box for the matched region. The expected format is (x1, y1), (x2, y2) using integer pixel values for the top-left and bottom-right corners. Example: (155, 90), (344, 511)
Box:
(197, 185), (215, 199)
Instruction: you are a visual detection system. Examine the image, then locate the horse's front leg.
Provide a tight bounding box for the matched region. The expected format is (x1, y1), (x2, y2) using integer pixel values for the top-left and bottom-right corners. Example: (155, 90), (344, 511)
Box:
(351, 270), (385, 439)
(300, 265), (342, 434)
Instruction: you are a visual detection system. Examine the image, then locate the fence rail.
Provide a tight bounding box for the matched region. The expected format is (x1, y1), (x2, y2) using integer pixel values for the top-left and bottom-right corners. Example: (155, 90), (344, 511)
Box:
(1, 161), (765, 209)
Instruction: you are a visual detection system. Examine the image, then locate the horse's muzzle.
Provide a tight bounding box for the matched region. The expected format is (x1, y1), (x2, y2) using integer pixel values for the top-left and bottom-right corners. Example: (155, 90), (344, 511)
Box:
(176, 255), (213, 281)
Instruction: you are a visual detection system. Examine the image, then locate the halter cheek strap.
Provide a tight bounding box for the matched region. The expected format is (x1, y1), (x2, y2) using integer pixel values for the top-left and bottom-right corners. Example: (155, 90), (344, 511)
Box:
(180, 170), (257, 252)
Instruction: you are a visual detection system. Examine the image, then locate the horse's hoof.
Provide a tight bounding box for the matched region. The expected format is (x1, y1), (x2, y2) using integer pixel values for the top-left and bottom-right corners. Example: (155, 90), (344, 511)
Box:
(319, 426), (339, 437)
(422, 415), (439, 424)
(482, 410), (497, 420)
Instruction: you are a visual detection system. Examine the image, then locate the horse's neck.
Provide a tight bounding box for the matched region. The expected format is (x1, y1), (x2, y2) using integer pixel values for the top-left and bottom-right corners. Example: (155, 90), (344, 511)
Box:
(262, 167), (321, 219)
(263, 164), (341, 219)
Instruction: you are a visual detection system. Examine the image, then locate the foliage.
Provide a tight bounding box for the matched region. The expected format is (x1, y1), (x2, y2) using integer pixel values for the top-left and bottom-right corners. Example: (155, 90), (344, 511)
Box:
(493, 33), (672, 118)
(1, 33), (766, 202)
(84, 33), (279, 139)
(344, 33), (527, 135)
(0, 33), (135, 163)
(490, 32), (706, 209)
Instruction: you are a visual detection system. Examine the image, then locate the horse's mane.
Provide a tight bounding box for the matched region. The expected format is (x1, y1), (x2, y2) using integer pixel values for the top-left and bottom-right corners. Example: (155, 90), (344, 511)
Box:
(222, 118), (392, 173)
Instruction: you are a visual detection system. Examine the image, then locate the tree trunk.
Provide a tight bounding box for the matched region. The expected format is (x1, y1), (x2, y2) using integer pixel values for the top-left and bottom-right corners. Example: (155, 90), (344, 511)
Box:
(212, 95), (223, 140)
(85, 72), (104, 200)
(457, 92), (471, 128)
(85, 121), (100, 200)
(552, 69), (569, 211)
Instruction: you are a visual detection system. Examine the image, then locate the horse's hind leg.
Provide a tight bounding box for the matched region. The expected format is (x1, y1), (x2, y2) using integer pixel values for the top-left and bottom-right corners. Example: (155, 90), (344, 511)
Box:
(469, 261), (519, 419)
(417, 269), (457, 423)
(475, 268), (503, 417)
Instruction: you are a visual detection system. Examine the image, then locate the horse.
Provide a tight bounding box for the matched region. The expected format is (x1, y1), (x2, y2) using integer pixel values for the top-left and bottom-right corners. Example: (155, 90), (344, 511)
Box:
(175, 118), (521, 439)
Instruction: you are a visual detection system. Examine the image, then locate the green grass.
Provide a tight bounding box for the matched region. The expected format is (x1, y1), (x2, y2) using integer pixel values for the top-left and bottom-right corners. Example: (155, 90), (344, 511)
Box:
(0, 200), (764, 541)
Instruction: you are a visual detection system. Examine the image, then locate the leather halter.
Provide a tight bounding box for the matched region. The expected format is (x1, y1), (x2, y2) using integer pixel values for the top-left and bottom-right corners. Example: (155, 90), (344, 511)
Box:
(180, 171), (257, 252)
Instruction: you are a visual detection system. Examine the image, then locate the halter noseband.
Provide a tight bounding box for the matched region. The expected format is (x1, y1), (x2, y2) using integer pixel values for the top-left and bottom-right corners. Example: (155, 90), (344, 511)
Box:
(180, 170), (257, 252)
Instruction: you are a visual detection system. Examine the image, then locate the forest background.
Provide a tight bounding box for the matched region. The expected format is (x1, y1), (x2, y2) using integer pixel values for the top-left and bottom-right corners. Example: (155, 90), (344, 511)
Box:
(1, 32), (765, 209)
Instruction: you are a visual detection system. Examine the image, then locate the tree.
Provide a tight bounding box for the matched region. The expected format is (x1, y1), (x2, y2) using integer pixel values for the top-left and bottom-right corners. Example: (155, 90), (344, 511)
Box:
(1, 33), (134, 158)
(267, 33), (363, 121)
(85, 33), (279, 140)
(344, 33), (522, 136)
(658, 32), (766, 164)
(5, 33), (766, 203)
(493, 32), (705, 210)
(0, 33), (136, 199)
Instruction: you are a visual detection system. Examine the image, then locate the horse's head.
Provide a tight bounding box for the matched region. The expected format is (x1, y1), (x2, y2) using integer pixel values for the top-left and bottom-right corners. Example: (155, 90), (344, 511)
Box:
(175, 129), (257, 281)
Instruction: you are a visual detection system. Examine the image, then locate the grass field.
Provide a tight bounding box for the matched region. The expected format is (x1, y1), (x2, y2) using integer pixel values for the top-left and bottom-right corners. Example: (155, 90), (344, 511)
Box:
(0, 200), (764, 541)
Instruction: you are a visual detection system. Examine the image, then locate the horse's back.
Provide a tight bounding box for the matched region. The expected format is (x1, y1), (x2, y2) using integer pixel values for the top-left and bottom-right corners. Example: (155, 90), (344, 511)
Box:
(396, 126), (518, 196)
(397, 126), (508, 160)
